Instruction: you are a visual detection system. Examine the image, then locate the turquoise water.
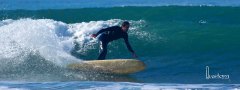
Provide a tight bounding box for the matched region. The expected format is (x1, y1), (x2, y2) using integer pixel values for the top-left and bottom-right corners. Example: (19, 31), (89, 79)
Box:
(1, 6), (240, 89)
(1, 0), (240, 10)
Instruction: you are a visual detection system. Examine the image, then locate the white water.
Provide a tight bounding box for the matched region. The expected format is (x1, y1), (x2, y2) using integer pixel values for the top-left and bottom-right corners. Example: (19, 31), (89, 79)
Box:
(1, 81), (239, 90)
(0, 19), (77, 68)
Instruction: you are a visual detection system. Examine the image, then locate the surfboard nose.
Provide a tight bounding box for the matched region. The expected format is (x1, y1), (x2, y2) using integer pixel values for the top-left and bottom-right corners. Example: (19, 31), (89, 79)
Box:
(123, 60), (146, 74)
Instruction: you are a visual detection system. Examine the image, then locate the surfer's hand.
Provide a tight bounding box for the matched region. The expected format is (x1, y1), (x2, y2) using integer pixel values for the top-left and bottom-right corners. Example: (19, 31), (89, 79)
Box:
(91, 34), (97, 38)
(132, 53), (138, 58)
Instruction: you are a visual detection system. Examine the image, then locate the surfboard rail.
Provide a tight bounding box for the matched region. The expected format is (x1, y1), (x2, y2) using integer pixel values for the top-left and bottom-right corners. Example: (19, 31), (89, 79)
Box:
(67, 59), (146, 74)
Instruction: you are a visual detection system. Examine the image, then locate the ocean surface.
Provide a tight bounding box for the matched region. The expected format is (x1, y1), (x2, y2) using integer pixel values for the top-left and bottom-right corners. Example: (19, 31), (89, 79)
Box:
(1, 0), (240, 90)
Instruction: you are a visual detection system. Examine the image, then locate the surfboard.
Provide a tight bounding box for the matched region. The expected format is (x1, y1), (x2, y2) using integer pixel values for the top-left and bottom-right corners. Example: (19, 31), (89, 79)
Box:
(67, 59), (146, 74)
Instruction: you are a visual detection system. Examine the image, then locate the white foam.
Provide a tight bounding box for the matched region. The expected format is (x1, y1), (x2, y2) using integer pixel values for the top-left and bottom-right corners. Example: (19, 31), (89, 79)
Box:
(79, 82), (233, 90)
(0, 86), (28, 90)
(0, 18), (78, 67)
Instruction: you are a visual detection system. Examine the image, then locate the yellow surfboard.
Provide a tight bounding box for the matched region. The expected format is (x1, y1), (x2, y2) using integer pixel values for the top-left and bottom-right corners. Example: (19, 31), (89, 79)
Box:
(67, 59), (146, 74)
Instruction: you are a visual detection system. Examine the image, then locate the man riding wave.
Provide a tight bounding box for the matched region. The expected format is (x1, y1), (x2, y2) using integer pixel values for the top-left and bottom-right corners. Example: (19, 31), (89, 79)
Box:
(91, 21), (138, 60)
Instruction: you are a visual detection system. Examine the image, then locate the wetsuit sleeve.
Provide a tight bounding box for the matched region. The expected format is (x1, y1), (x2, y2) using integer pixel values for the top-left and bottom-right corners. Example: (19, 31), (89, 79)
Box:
(123, 34), (134, 53)
(96, 27), (114, 36)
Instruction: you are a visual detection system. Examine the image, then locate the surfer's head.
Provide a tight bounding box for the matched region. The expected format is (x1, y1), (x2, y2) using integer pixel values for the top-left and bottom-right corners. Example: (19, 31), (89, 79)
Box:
(121, 21), (130, 32)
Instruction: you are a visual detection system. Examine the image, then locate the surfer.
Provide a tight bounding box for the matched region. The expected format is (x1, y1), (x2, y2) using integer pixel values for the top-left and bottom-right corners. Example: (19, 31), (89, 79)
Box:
(91, 21), (138, 60)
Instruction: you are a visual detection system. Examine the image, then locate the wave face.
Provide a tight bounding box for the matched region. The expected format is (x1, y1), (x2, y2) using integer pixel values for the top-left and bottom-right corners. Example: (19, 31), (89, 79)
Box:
(0, 6), (240, 83)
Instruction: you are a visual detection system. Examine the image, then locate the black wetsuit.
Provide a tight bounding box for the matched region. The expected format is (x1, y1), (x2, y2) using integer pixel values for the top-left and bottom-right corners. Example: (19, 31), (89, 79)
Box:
(96, 26), (134, 60)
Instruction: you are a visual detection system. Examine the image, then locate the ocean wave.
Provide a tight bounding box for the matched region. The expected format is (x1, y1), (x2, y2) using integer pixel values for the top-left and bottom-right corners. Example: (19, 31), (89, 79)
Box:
(1, 0), (240, 10)
(0, 18), (147, 81)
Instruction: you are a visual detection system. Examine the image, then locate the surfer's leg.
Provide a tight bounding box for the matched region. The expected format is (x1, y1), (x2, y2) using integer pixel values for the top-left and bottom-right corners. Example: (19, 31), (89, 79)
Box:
(97, 41), (108, 60)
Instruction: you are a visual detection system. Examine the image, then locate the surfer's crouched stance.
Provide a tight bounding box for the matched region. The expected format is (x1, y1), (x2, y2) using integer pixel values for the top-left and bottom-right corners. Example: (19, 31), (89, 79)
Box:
(91, 21), (138, 60)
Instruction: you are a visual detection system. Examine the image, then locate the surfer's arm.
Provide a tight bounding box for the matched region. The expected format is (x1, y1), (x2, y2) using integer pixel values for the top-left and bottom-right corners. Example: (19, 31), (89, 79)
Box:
(123, 35), (134, 53)
(124, 36), (138, 58)
(96, 26), (115, 36)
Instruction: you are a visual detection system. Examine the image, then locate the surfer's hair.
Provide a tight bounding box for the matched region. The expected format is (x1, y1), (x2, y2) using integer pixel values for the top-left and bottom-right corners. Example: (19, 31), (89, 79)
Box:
(122, 21), (130, 27)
